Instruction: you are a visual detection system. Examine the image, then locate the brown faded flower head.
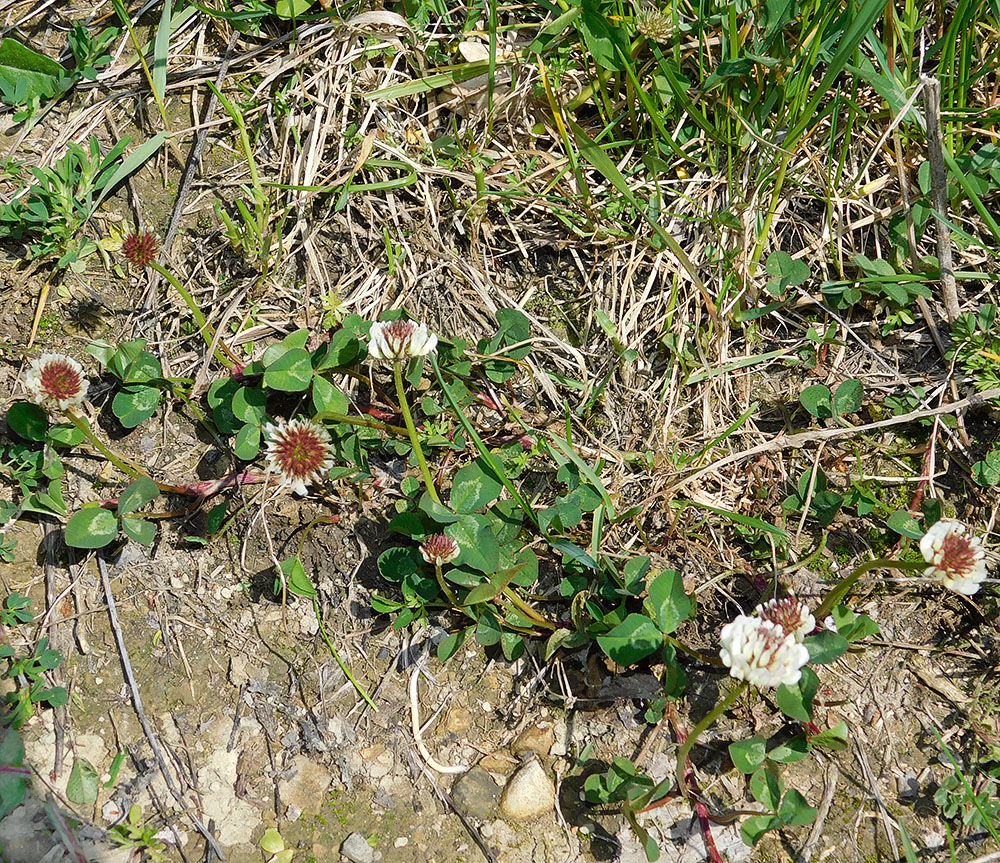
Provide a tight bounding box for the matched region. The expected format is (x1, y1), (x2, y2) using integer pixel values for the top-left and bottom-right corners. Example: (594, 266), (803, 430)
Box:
(122, 231), (160, 268)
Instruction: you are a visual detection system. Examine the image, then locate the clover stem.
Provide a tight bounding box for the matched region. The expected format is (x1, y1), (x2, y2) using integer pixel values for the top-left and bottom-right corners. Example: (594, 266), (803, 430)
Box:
(664, 635), (725, 667)
(435, 562), (461, 608)
(148, 261), (235, 368)
(312, 410), (408, 437)
(65, 409), (148, 479)
(311, 594), (378, 711)
(813, 557), (925, 621)
(676, 680), (747, 796)
(393, 361), (442, 505)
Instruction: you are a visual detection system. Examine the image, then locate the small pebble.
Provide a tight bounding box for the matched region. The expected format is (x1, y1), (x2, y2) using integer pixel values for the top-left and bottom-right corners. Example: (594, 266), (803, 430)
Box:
(340, 832), (374, 863)
(101, 800), (124, 824)
(500, 760), (556, 820)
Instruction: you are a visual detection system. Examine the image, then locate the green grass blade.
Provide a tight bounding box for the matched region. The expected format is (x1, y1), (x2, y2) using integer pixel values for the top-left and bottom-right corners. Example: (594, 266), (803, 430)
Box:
(153, 0), (172, 101)
(90, 131), (170, 214)
(670, 499), (788, 540)
(785, 0), (886, 147)
(933, 729), (1000, 847)
(365, 59), (517, 101)
(546, 433), (616, 520)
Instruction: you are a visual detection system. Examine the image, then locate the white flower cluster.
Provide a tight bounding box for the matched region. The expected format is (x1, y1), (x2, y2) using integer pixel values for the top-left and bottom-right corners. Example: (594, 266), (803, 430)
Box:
(368, 320), (438, 362)
(919, 520), (989, 596)
(720, 615), (810, 688)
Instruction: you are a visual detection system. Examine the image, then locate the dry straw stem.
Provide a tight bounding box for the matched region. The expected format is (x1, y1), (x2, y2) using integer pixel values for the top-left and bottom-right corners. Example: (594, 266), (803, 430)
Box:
(96, 552), (224, 860)
(920, 76), (962, 323)
(675, 386), (1000, 490)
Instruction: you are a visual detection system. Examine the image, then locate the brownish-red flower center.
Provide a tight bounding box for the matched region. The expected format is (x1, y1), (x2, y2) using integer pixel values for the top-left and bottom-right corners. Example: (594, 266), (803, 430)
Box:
(939, 532), (977, 577)
(272, 430), (327, 478)
(40, 361), (83, 401)
(421, 533), (460, 565)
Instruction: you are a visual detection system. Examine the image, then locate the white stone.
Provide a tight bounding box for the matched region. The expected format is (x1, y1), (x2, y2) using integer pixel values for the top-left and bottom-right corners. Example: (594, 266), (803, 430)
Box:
(277, 754), (333, 814)
(340, 832), (375, 863)
(499, 760), (555, 820)
(195, 721), (261, 846)
(102, 800), (125, 824)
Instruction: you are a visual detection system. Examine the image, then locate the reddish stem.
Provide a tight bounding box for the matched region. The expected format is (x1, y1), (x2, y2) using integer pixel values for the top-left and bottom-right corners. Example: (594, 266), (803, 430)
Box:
(668, 705), (726, 863)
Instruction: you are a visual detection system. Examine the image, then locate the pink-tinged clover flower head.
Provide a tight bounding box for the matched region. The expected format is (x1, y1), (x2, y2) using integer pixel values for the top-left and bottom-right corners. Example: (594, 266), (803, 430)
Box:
(720, 615), (810, 688)
(368, 319), (437, 362)
(122, 231), (160, 268)
(263, 418), (334, 496)
(756, 595), (815, 643)
(23, 353), (88, 412)
(919, 520), (988, 596)
(420, 533), (460, 566)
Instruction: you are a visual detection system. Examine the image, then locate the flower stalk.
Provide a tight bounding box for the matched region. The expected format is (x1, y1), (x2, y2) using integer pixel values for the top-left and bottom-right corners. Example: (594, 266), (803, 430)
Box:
(675, 681), (748, 796)
(148, 261), (235, 368)
(311, 592), (378, 711)
(65, 409), (149, 479)
(813, 557), (924, 621)
(393, 361), (442, 505)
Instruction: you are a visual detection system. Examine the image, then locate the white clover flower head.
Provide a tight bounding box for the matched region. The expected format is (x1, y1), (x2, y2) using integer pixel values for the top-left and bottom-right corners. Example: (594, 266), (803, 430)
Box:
(420, 533), (460, 566)
(368, 319), (438, 362)
(263, 418), (334, 496)
(756, 595), (815, 643)
(636, 6), (670, 42)
(919, 520), (988, 596)
(720, 614), (810, 688)
(23, 353), (88, 412)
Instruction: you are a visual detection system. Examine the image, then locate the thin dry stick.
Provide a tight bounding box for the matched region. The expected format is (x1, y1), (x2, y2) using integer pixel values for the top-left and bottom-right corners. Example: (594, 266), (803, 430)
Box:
(796, 762), (839, 863)
(674, 386), (1000, 489)
(42, 521), (67, 781)
(96, 553), (225, 861)
(892, 126), (948, 360)
(854, 739), (899, 862)
(921, 75), (962, 322)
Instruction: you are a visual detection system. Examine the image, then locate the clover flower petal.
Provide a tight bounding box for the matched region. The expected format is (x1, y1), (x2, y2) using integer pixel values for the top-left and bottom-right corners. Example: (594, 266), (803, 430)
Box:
(23, 353), (88, 412)
(368, 320), (438, 362)
(756, 595), (815, 643)
(919, 520), (988, 596)
(720, 615), (809, 688)
(420, 534), (460, 566)
(263, 418), (334, 495)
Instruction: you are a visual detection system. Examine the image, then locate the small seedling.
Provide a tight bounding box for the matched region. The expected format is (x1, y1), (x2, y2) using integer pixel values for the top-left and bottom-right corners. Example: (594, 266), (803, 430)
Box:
(0, 594), (33, 626)
(1, 636), (67, 729)
(109, 805), (168, 862)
